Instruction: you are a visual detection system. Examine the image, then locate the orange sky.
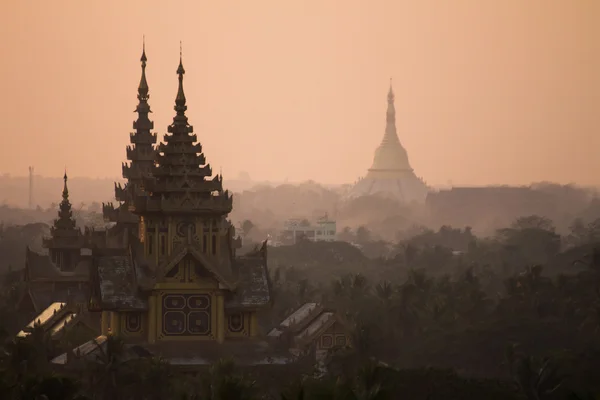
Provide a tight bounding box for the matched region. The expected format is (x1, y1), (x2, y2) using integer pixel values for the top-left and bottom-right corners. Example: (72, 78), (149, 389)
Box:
(0, 0), (598, 186)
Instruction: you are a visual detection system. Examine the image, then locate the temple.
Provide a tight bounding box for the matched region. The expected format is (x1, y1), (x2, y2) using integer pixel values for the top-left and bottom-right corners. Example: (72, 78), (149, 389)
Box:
(346, 82), (428, 203)
(82, 44), (272, 366)
(18, 173), (92, 316)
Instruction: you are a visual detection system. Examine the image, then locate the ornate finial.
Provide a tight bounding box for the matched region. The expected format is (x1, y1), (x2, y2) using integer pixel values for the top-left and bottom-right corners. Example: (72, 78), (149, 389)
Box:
(61, 169), (70, 202)
(177, 41), (185, 75)
(141, 35), (147, 63)
(381, 80), (398, 145)
(175, 41), (187, 111)
(138, 38), (149, 100)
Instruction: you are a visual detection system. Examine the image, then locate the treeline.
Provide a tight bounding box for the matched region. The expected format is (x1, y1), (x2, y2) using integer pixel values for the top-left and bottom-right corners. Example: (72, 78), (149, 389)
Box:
(2, 215), (600, 397)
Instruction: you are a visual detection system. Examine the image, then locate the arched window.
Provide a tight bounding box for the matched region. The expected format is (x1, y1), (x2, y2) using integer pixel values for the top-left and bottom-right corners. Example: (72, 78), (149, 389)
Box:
(211, 234), (217, 255)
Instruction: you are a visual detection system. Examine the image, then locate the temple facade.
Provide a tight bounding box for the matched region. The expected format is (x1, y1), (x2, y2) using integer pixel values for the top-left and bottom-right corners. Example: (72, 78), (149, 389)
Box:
(346, 83), (428, 204)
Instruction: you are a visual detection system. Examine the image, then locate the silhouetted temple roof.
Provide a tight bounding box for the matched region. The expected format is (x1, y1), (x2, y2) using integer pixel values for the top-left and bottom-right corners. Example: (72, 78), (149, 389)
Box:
(225, 255), (272, 309)
(90, 240), (271, 312)
(25, 247), (90, 282)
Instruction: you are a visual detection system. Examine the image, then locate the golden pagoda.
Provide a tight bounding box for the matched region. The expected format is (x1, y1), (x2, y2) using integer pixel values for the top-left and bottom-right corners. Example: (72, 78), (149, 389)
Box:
(347, 81), (429, 203)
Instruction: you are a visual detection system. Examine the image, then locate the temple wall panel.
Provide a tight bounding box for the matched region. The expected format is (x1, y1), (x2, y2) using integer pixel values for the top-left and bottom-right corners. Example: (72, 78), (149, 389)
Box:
(225, 311), (251, 338)
(119, 311), (146, 338)
(316, 323), (351, 350)
(155, 290), (218, 341)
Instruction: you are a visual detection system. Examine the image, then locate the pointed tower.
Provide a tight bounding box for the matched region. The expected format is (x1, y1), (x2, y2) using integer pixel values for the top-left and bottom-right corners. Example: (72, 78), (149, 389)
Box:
(134, 44), (233, 265)
(121, 38), (157, 196)
(104, 39), (157, 226)
(347, 81), (428, 203)
(43, 172), (85, 271)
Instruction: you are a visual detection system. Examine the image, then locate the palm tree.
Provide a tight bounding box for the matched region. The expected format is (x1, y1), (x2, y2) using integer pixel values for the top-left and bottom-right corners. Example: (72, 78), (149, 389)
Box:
(280, 380), (306, 400)
(505, 344), (564, 400)
(188, 358), (257, 400)
(16, 374), (84, 400)
(84, 336), (138, 400)
(351, 360), (392, 400)
(134, 356), (174, 400)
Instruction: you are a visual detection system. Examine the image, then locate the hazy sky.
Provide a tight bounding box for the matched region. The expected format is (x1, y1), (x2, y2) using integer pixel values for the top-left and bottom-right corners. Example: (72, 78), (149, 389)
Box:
(0, 1), (598, 186)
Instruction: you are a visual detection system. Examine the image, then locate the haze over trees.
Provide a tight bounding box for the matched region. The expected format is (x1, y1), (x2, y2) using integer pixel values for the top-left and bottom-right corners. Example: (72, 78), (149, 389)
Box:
(2, 209), (600, 397)
(2, 180), (600, 397)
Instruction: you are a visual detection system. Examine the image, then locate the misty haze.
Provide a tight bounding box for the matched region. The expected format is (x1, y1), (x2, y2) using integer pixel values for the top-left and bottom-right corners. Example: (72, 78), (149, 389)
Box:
(0, 1), (599, 399)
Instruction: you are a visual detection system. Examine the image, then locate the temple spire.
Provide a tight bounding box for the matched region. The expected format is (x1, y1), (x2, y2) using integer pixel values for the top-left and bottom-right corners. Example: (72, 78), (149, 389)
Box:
(62, 170), (69, 201)
(52, 170), (76, 233)
(382, 80), (399, 145)
(175, 41), (187, 114)
(138, 37), (149, 102)
(142, 41), (232, 217)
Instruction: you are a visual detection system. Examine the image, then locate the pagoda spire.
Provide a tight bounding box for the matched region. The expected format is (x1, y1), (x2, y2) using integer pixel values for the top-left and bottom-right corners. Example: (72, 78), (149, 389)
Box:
(367, 80), (412, 172)
(136, 37), (151, 114)
(137, 35), (149, 102)
(106, 39), (158, 224)
(381, 79), (400, 146)
(53, 171), (77, 232)
(174, 41), (187, 119)
(62, 170), (69, 202)
(137, 42), (232, 217)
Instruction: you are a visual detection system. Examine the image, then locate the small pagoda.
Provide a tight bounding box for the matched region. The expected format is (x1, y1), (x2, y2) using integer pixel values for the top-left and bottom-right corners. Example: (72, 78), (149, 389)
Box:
(42, 173), (86, 271)
(19, 173), (92, 315)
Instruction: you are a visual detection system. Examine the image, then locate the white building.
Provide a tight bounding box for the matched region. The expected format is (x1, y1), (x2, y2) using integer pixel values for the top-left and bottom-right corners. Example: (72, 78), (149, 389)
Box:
(280, 216), (337, 244)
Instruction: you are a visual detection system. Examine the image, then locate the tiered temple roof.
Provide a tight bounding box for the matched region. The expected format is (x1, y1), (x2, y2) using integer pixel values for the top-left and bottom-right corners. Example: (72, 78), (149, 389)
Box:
(135, 46), (232, 216)
(17, 301), (98, 342)
(103, 40), (157, 225)
(89, 46), (269, 319)
(43, 173), (85, 250)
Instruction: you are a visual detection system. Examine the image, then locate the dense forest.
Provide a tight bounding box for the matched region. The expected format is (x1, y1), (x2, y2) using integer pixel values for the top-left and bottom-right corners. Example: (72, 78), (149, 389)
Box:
(1, 213), (600, 398)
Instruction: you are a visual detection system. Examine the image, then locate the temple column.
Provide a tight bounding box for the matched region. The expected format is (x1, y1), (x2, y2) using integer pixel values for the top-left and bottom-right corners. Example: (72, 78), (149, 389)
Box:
(167, 216), (173, 256)
(250, 312), (259, 337)
(148, 294), (157, 344)
(216, 293), (225, 343)
(101, 311), (110, 335)
(110, 312), (121, 336)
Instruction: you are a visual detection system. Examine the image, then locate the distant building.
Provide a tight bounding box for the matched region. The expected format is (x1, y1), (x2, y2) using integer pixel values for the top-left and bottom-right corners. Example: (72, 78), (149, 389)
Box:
(346, 82), (428, 204)
(280, 216), (337, 244)
(268, 302), (352, 371)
